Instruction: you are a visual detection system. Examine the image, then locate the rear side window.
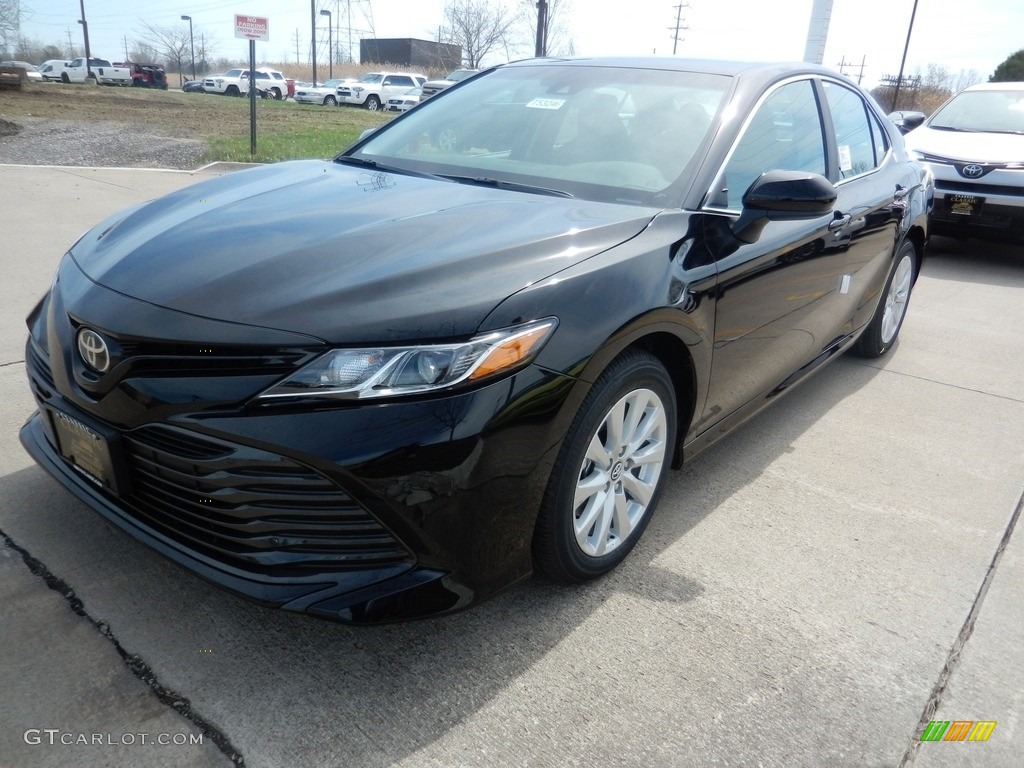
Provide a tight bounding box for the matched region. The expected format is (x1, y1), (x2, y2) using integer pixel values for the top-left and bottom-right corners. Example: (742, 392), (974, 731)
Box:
(720, 79), (826, 209)
(823, 82), (877, 180)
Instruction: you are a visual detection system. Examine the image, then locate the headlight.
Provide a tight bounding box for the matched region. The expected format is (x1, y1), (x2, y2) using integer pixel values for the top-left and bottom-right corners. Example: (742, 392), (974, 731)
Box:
(258, 318), (557, 400)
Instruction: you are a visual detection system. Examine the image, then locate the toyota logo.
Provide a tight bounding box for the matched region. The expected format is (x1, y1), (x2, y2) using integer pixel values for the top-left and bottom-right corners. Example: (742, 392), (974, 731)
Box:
(77, 329), (110, 373)
(961, 164), (985, 179)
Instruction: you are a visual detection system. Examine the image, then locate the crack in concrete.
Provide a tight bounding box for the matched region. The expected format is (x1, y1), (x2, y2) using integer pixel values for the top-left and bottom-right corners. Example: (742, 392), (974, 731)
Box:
(0, 527), (246, 767)
(0, 360), (25, 368)
(898, 486), (1024, 766)
(854, 361), (1024, 406)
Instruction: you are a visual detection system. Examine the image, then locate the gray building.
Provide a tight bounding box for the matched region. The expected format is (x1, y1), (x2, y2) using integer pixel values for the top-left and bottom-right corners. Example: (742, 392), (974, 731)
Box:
(360, 38), (462, 71)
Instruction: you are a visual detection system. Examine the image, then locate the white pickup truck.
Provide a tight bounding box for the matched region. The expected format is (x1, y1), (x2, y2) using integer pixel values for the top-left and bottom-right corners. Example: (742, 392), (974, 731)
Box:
(62, 57), (132, 85)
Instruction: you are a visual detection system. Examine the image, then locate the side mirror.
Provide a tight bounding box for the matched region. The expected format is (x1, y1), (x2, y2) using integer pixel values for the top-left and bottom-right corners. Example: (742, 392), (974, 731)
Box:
(733, 170), (837, 244)
(899, 114), (926, 133)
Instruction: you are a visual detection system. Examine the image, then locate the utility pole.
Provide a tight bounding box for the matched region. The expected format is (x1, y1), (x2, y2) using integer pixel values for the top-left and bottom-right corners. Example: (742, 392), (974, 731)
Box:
(310, 0), (317, 86)
(670, 3), (690, 55)
(123, 35), (129, 63)
(891, 0), (919, 111)
(535, 0), (547, 57)
(857, 55), (866, 85)
(66, 28), (75, 57)
(293, 28), (301, 65)
(78, 0), (92, 80)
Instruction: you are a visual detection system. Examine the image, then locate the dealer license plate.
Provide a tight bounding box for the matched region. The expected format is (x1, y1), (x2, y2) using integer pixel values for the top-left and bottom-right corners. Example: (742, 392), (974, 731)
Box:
(947, 194), (984, 216)
(49, 408), (120, 494)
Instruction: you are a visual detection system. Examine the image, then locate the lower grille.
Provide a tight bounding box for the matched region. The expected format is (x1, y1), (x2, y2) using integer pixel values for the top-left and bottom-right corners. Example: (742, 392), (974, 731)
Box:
(120, 425), (411, 574)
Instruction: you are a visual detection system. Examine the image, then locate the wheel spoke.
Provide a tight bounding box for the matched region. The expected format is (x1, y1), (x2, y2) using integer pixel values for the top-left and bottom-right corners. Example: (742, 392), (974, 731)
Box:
(591, 491), (616, 555)
(574, 490), (605, 549)
(585, 432), (609, 467)
(611, 487), (632, 542)
(604, 399), (627, 455)
(573, 470), (606, 511)
(630, 440), (665, 467)
(622, 471), (654, 507)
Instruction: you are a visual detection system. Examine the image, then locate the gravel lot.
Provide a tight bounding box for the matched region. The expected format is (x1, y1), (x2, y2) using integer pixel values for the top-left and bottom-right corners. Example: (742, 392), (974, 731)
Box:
(0, 116), (206, 170)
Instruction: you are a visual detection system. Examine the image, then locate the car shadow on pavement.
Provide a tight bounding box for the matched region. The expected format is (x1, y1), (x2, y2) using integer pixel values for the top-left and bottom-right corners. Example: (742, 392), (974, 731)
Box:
(1, 355), (884, 766)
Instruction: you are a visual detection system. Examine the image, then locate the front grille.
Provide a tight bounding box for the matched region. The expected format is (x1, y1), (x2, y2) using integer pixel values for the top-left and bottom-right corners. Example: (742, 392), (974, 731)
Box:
(937, 180), (1024, 198)
(120, 425), (411, 574)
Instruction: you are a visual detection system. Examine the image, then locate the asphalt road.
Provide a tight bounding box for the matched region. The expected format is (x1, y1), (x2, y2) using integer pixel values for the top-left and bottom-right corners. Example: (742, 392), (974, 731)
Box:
(0, 165), (1021, 768)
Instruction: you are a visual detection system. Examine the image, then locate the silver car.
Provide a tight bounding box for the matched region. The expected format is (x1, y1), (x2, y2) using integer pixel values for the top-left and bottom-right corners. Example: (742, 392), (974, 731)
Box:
(903, 82), (1024, 241)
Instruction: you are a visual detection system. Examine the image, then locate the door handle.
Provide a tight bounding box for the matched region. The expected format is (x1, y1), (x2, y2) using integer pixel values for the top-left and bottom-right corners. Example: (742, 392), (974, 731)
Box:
(827, 213), (851, 232)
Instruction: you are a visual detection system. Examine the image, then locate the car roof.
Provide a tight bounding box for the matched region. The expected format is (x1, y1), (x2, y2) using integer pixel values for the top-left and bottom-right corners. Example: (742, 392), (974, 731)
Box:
(505, 56), (839, 79)
(963, 81), (1024, 92)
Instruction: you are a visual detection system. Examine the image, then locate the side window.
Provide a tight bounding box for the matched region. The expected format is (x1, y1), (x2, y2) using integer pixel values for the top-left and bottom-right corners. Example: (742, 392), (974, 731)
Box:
(720, 80), (826, 209)
(823, 82), (876, 180)
(391, 76), (412, 88)
(868, 110), (890, 167)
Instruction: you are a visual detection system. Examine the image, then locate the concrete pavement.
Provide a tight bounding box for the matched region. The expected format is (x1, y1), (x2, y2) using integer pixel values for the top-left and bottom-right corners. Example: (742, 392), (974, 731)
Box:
(0, 165), (1021, 768)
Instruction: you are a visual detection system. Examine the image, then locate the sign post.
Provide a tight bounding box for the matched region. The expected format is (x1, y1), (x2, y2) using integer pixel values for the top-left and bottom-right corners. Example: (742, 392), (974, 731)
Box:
(234, 14), (269, 157)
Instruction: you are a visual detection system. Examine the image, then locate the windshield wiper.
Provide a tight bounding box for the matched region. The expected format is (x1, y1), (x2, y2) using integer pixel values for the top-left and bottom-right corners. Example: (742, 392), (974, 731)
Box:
(440, 175), (574, 198)
(334, 155), (449, 181)
(930, 125), (981, 132)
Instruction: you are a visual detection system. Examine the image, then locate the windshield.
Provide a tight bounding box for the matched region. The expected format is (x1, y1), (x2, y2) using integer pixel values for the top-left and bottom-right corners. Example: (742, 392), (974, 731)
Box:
(358, 73), (384, 85)
(930, 89), (1024, 134)
(348, 64), (730, 207)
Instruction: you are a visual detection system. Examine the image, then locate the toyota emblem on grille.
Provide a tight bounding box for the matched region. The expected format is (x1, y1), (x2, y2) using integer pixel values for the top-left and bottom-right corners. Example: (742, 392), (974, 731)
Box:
(961, 164), (985, 178)
(77, 328), (110, 373)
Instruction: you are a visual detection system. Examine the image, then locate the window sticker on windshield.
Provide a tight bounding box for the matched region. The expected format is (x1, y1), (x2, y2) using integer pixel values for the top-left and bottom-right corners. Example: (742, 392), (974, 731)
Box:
(526, 98), (566, 110)
(838, 144), (853, 172)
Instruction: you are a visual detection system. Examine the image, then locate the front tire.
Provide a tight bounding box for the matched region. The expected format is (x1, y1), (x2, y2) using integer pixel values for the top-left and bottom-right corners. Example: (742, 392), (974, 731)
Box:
(365, 95), (381, 111)
(533, 350), (676, 582)
(854, 240), (917, 358)
(225, 85), (239, 97)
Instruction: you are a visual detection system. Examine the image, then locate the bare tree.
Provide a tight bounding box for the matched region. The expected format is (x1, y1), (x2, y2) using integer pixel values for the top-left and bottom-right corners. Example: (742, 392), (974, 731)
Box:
(0, 0), (21, 58)
(441, 0), (514, 68)
(517, 0), (574, 57)
(138, 21), (191, 84)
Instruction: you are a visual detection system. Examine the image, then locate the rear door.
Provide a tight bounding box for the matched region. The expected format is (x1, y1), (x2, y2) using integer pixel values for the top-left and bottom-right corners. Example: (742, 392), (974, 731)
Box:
(818, 79), (906, 332)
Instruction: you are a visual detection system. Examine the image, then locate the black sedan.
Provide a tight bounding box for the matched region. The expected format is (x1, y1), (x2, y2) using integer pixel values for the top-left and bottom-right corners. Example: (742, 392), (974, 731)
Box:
(21, 58), (930, 624)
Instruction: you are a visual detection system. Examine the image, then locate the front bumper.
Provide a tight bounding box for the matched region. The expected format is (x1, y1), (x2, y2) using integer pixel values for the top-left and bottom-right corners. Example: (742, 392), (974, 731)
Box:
(925, 164), (1024, 241)
(22, 326), (579, 623)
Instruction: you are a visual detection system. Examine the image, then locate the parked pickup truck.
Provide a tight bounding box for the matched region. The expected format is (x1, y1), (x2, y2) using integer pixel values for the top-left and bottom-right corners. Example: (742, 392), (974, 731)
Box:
(61, 58), (167, 88)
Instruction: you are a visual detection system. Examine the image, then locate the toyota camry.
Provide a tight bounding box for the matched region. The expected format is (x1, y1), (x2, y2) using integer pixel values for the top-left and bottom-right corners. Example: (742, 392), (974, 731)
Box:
(21, 58), (930, 623)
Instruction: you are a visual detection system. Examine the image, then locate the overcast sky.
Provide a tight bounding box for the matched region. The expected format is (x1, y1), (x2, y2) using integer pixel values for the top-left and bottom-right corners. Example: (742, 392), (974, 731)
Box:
(16, 0), (1023, 86)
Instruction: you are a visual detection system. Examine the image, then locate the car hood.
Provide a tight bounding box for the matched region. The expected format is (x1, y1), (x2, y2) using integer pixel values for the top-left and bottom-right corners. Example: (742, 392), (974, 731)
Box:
(71, 160), (656, 343)
(904, 126), (1024, 163)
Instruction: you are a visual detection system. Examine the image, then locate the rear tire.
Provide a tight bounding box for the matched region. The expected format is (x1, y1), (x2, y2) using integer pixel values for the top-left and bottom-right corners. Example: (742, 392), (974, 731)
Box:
(324, 95), (336, 106)
(853, 240), (917, 358)
(533, 350), (676, 583)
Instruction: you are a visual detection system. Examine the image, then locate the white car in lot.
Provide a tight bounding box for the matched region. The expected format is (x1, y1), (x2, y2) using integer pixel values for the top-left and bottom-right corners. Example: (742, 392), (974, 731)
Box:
(293, 78), (355, 105)
(386, 86), (423, 112)
(336, 72), (426, 110)
(903, 81), (1024, 241)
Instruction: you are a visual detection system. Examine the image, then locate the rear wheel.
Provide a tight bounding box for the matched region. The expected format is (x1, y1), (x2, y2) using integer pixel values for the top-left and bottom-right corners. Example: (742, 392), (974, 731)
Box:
(533, 350), (676, 582)
(854, 240), (917, 358)
(324, 95), (336, 106)
(365, 95), (381, 111)
(271, 87), (282, 100)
